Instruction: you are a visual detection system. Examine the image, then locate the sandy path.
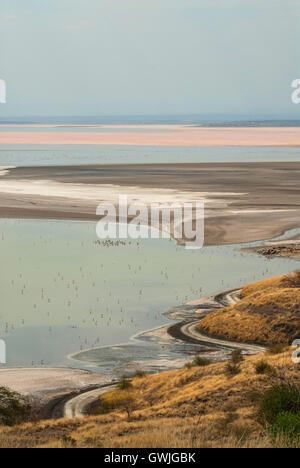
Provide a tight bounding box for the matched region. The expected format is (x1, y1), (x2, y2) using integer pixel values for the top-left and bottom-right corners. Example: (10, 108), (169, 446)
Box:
(136, 288), (266, 355)
(176, 289), (266, 353)
(181, 322), (266, 354)
(63, 385), (116, 419)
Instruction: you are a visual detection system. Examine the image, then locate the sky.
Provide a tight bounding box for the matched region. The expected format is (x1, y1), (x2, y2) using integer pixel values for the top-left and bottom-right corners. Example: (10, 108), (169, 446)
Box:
(0, 0), (300, 118)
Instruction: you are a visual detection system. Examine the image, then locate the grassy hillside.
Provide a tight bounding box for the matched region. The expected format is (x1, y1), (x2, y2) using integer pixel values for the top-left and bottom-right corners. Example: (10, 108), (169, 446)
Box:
(198, 272), (300, 345)
(0, 349), (299, 448)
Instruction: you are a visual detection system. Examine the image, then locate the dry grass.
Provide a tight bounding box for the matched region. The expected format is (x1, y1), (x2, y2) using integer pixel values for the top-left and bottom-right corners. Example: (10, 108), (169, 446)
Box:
(0, 349), (298, 448)
(199, 271), (300, 345)
(1, 272), (299, 448)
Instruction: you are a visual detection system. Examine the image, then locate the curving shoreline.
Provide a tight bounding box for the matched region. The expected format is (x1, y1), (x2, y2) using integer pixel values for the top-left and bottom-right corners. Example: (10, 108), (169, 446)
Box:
(62, 288), (266, 420)
(136, 288), (266, 354)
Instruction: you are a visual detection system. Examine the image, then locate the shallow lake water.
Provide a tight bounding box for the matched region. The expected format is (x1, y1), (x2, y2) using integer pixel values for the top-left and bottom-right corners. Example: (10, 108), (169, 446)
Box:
(0, 219), (297, 375)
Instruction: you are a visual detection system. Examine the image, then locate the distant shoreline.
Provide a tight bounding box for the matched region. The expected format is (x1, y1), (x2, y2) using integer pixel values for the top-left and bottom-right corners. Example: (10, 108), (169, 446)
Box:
(1, 126), (300, 146)
(1, 119), (300, 127)
(136, 288), (266, 354)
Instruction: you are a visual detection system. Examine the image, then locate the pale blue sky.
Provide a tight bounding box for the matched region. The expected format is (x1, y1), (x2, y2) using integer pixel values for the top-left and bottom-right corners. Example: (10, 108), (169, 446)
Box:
(0, 0), (299, 118)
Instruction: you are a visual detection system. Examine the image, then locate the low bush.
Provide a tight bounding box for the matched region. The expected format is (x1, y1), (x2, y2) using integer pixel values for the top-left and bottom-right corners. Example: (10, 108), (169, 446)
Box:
(0, 387), (31, 427)
(258, 384), (300, 425)
(101, 391), (137, 419)
(270, 411), (300, 442)
(117, 377), (133, 390)
(225, 362), (241, 378)
(191, 356), (211, 367)
(254, 360), (275, 375)
(266, 344), (287, 355)
(61, 436), (77, 448)
(134, 370), (146, 378)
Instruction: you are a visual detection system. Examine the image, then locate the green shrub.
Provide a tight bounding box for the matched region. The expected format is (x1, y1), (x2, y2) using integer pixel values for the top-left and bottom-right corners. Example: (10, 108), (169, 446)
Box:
(184, 362), (192, 369)
(254, 360), (275, 375)
(270, 411), (300, 441)
(225, 362), (241, 378)
(101, 391), (137, 419)
(0, 387), (31, 426)
(61, 436), (77, 448)
(267, 344), (286, 355)
(117, 377), (133, 390)
(231, 350), (244, 364)
(258, 384), (300, 425)
(191, 356), (211, 367)
(134, 370), (146, 378)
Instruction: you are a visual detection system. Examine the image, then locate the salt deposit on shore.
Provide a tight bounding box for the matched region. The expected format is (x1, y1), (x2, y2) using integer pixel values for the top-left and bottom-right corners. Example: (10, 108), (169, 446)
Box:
(0, 368), (110, 400)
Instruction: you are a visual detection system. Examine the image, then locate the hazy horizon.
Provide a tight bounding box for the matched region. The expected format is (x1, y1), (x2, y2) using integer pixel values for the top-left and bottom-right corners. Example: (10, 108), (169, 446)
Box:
(1, 0), (300, 118)
(1, 115), (300, 126)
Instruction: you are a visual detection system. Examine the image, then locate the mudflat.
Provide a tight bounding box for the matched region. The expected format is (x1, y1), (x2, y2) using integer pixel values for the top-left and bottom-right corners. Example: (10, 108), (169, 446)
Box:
(1, 162), (300, 245)
(0, 368), (110, 402)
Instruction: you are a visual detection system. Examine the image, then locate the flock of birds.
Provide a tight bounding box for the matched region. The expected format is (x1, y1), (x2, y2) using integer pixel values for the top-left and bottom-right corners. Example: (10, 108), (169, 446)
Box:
(0, 219), (293, 368)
